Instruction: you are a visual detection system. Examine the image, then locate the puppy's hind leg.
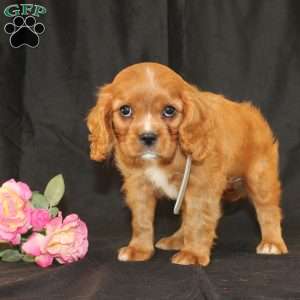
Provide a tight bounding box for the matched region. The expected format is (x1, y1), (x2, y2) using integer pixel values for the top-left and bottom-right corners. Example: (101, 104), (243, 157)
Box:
(246, 155), (288, 255)
(156, 226), (184, 251)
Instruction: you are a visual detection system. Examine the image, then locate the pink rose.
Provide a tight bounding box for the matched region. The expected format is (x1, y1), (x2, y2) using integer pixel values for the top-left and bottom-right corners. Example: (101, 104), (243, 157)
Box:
(0, 179), (32, 245)
(22, 213), (88, 268)
(31, 209), (51, 231)
(1, 179), (32, 201)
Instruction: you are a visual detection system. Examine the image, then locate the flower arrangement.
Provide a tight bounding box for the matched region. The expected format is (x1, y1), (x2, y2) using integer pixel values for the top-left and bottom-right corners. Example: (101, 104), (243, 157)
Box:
(0, 175), (88, 268)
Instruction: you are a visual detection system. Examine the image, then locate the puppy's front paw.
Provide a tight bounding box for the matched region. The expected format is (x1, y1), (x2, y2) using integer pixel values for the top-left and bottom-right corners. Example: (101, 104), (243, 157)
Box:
(171, 250), (210, 266)
(256, 240), (288, 255)
(155, 236), (183, 251)
(118, 246), (154, 262)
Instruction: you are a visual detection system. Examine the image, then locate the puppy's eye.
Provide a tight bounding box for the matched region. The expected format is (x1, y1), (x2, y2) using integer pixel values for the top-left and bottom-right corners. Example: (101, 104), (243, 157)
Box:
(119, 105), (132, 117)
(162, 105), (176, 118)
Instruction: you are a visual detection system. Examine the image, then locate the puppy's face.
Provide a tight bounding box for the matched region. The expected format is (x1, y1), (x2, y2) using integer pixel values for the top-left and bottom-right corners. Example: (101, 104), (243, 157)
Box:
(111, 86), (183, 162)
(87, 63), (208, 164)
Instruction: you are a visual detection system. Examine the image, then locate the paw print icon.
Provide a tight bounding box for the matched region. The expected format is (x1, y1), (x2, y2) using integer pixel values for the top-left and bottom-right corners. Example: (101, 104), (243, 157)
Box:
(4, 16), (45, 48)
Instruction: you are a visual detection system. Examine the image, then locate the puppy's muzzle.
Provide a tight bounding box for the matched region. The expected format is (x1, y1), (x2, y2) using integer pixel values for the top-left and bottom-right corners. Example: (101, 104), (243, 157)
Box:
(139, 132), (157, 146)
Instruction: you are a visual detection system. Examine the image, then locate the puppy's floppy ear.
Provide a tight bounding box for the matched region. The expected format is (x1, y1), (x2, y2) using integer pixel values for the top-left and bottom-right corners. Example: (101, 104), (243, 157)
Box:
(179, 86), (214, 162)
(87, 84), (113, 161)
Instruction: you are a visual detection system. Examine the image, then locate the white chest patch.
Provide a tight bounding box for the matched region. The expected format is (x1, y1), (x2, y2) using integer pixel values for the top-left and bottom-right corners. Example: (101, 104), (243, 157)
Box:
(145, 166), (178, 199)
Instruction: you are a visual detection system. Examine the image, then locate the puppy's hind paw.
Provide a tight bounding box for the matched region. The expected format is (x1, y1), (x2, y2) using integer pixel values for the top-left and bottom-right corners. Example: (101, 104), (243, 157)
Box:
(171, 250), (210, 266)
(118, 246), (154, 262)
(155, 236), (183, 251)
(256, 240), (288, 255)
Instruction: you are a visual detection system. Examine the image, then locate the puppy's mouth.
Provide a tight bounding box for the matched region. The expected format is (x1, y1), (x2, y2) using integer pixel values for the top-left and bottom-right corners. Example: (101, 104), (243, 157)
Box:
(141, 151), (158, 160)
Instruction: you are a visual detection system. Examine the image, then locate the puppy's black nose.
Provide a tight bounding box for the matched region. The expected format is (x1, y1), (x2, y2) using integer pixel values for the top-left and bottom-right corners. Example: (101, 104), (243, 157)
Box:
(139, 132), (157, 146)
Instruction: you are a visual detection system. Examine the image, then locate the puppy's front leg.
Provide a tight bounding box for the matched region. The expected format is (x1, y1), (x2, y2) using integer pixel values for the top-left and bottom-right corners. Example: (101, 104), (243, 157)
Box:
(172, 189), (222, 266)
(118, 177), (156, 262)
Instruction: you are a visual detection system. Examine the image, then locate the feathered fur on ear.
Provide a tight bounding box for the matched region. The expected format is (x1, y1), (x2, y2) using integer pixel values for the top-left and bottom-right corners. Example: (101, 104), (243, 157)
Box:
(87, 84), (113, 161)
(179, 86), (214, 162)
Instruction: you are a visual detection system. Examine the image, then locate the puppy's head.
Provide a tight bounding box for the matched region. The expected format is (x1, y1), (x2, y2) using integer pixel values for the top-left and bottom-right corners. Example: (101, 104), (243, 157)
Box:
(87, 63), (211, 164)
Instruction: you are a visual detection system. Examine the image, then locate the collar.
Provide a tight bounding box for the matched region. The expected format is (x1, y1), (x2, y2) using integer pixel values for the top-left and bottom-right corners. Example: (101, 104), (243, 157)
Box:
(173, 155), (192, 214)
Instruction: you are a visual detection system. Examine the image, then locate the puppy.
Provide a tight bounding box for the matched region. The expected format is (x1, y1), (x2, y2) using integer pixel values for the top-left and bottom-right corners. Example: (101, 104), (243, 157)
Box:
(87, 62), (288, 266)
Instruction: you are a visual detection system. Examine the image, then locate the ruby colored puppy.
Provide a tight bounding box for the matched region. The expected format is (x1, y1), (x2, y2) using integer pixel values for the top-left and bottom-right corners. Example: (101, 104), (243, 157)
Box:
(87, 62), (288, 266)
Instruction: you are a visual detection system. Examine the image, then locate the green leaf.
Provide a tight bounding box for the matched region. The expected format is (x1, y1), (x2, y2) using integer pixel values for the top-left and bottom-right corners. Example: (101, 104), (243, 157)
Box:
(0, 243), (11, 252)
(44, 174), (65, 207)
(31, 191), (40, 198)
(1, 249), (23, 262)
(0, 244), (13, 257)
(0, 250), (8, 258)
(49, 207), (59, 217)
(22, 255), (35, 263)
(31, 192), (49, 209)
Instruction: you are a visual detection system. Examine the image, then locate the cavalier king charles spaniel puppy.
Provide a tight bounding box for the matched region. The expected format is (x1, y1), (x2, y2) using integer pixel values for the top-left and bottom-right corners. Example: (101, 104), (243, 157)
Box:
(87, 62), (288, 266)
